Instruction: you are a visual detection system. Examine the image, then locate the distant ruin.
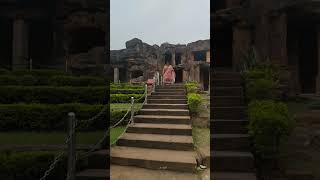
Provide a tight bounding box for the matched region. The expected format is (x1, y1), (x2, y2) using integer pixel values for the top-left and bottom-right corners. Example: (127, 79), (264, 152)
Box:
(111, 38), (210, 90)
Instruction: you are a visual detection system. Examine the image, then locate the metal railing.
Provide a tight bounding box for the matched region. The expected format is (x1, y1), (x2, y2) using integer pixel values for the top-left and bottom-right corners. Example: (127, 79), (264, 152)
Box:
(39, 81), (150, 180)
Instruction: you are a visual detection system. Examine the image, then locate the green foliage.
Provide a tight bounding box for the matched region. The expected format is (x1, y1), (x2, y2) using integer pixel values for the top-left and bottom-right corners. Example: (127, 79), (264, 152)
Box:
(110, 83), (144, 89)
(110, 88), (144, 94)
(248, 100), (293, 159)
(110, 94), (144, 103)
(0, 86), (107, 104)
(246, 78), (279, 101)
(0, 151), (67, 180)
(0, 103), (107, 131)
(47, 76), (105, 86)
(110, 109), (130, 125)
(187, 93), (202, 114)
(0, 75), (105, 86)
(185, 82), (198, 93)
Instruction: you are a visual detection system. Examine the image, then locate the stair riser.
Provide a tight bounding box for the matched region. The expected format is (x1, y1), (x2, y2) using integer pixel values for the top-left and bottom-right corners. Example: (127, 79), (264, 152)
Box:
(213, 80), (242, 87)
(111, 157), (196, 172)
(117, 139), (193, 151)
(127, 127), (192, 135)
(212, 88), (243, 96)
(156, 89), (186, 93)
(88, 153), (109, 169)
(211, 136), (251, 152)
(211, 120), (248, 134)
(148, 99), (187, 104)
(212, 97), (244, 107)
(152, 92), (186, 96)
(142, 104), (188, 109)
(149, 95), (186, 99)
(76, 176), (107, 180)
(212, 155), (255, 172)
(134, 117), (190, 125)
(212, 109), (246, 119)
(139, 110), (189, 116)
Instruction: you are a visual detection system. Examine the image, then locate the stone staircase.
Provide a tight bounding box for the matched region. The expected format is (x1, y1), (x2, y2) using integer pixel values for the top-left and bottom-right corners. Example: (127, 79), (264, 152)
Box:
(211, 70), (257, 180)
(111, 84), (197, 174)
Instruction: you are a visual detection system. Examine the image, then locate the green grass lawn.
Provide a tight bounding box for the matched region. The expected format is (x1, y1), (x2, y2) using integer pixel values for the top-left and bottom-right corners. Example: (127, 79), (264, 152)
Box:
(0, 131), (105, 145)
(111, 103), (143, 110)
(110, 126), (125, 146)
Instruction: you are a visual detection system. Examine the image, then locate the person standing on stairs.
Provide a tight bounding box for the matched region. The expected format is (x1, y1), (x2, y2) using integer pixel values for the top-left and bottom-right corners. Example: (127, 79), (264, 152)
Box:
(162, 60), (175, 85)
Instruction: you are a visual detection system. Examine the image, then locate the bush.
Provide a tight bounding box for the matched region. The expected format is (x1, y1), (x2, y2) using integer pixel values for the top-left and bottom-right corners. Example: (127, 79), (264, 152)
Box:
(48, 76), (105, 86)
(187, 93), (202, 114)
(110, 88), (144, 94)
(246, 78), (279, 101)
(110, 83), (143, 89)
(110, 94), (144, 103)
(185, 82), (198, 93)
(0, 103), (107, 131)
(110, 109), (130, 126)
(248, 100), (292, 160)
(0, 86), (107, 104)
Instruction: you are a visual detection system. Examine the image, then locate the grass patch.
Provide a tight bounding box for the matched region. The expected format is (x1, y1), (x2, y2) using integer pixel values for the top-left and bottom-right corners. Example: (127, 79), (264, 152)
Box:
(110, 126), (125, 145)
(0, 131), (105, 145)
(192, 127), (210, 150)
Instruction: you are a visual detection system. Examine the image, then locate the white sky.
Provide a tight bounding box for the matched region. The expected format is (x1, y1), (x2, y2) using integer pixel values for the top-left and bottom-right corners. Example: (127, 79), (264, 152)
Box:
(110, 0), (210, 50)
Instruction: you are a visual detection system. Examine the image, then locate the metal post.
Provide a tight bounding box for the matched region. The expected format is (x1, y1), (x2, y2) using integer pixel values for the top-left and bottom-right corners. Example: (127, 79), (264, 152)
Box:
(130, 97), (135, 124)
(67, 112), (76, 180)
(145, 84), (148, 104)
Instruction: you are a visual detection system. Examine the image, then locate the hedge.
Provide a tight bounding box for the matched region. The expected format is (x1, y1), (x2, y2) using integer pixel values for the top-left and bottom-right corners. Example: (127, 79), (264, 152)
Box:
(245, 78), (278, 101)
(248, 100), (292, 160)
(0, 104), (107, 131)
(110, 88), (144, 94)
(0, 75), (106, 86)
(187, 93), (202, 114)
(110, 109), (130, 126)
(110, 94), (144, 103)
(3, 70), (67, 76)
(110, 83), (143, 89)
(0, 86), (107, 104)
(0, 151), (87, 180)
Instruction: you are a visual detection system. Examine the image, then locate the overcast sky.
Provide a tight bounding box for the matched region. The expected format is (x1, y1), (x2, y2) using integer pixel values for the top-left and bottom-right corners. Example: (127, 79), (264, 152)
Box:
(110, 0), (210, 50)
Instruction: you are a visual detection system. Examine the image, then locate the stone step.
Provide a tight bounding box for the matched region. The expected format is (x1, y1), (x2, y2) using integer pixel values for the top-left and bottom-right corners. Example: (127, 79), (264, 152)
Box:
(212, 96), (244, 107)
(152, 91), (186, 95)
(87, 150), (109, 169)
(213, 79), (242, 87)
(134, 115), (190, 124)
(156, 89), (186, 93)
(139, 109), (189, 116)
(142, 103), (188, 109)
(212, 151), (255, 172)
(211, 119), (248, 134)
(111, 146), (197, 172)
(211, 134), (250, 151)
(213, 172), (257, 180)
(127, 123), (192, 135)
(213, 71), (241, 80)
(212, 87), (243, 96)
(148, 99), (187, 104)
(76, 169), (108, 180)
(149, 95), (186, 99)
(212, 107), (246, 119)
(117, 133), (193, 151)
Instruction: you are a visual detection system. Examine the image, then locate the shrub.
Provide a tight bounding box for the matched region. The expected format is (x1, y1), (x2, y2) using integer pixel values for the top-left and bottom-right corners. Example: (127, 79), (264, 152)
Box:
(110, 109), (130, 126)
(0, 103), (107, 131)
(187, 93), (202, 114)
(110, 94), (144, 103)
(246, 78), (279, 101)
(110, 83), (143, 89)
(110, 88), (144, 94)
(248, 100), (292, 160)
(0, 86), (107, 104)
(185, 82), (198, 93)
(48, 76), (105, 86)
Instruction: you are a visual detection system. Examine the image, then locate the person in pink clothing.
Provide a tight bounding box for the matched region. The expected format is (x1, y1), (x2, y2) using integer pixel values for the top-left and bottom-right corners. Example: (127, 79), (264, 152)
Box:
(162, 61), (175, 85)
